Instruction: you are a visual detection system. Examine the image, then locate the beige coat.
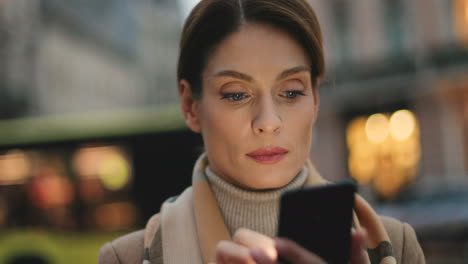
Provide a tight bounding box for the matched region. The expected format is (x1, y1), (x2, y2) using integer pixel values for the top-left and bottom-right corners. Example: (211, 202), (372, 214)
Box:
(99, 215), (424, 264)
(99, 156), (425, 263)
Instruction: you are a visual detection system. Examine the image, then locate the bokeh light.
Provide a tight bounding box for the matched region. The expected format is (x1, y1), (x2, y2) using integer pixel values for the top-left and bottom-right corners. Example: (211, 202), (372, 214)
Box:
(346, 117), (367, 149)
(347, 117), (376, 184)
(347, 110), (421, 198)
(98, 153), (130, 191)
(390, 110), (416, 141)
(365, 113), (389, 143)
(0, 150), (32, 185)
(28, 167), (74, 210)
(73, 146), (131, 191)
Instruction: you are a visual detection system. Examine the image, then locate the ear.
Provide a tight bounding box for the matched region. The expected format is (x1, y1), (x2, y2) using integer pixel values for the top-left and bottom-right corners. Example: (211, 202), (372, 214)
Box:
(179, 79), (201, 133)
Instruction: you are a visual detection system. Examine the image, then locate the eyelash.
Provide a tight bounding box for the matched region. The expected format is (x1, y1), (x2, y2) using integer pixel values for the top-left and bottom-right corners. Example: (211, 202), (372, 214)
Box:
(221, 93), (249, 102)
(283, 91), (306, 99)
(220, 91), (306, 102)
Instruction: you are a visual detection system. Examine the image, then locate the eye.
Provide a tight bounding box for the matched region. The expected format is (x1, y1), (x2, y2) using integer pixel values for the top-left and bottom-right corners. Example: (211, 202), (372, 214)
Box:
(221, 93), (248, 102)
(282, 91), (305, 99)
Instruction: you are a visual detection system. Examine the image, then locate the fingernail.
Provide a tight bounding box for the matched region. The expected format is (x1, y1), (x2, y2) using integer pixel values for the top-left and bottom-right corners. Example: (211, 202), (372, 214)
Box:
(250, 248), (269, 263)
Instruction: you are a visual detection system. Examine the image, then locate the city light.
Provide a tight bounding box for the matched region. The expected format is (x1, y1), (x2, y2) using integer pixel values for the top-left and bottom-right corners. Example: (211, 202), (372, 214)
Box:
(28, 167), (75, 210)
(0, 150), (31, 185)
(347, 110), (421, 198)
(73, 145), (131, 191)
(365, 113), (389, 143)
(98, 153), (130, 191)
(390, 110), (416, 141)
(347, 117), (376, 184)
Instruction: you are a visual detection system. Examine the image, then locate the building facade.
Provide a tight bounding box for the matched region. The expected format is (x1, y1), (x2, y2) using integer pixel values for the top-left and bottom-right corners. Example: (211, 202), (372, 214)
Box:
(308, 1), (468, 262)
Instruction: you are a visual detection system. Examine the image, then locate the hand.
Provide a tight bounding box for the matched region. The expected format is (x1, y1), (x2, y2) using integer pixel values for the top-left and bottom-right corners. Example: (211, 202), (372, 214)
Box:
(214, 228), (370, 264)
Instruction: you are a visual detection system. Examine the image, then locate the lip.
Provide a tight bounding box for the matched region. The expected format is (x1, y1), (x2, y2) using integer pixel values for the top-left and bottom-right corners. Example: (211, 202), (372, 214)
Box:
(246, 146), (289, 164)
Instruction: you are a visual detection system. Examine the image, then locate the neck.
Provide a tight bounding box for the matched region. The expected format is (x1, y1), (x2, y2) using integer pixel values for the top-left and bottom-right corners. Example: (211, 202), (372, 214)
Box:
(204, 166), (308, 237)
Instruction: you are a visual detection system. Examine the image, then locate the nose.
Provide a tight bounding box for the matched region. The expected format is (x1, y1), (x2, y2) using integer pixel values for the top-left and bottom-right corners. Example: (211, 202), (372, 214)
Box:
(252, 98), (282, 135)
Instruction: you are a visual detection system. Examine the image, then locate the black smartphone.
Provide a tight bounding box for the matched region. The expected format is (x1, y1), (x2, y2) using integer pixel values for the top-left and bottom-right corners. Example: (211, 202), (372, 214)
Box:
(277, 181), (356, 264)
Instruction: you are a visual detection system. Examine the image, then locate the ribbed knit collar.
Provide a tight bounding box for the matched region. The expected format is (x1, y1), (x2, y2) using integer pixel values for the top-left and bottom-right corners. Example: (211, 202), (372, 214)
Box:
(204, 166), (308, 237)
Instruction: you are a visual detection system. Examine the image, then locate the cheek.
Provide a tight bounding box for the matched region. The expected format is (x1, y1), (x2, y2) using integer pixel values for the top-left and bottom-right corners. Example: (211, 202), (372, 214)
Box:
(286, 102), (316, 148)
(294, 118), (314, 151)
(199, 104), (248, 150)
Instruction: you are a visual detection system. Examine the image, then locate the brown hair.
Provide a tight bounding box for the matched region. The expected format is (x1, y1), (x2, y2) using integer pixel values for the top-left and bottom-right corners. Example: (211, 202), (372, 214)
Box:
(177, 0), (325, 99)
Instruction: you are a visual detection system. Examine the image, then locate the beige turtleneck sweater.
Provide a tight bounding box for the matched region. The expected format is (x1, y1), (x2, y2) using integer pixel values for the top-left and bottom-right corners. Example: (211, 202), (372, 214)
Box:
(205, 166), (308, 237)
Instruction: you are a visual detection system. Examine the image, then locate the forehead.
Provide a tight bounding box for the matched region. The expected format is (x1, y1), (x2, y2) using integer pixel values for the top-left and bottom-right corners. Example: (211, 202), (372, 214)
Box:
(203, 23), (310, 78)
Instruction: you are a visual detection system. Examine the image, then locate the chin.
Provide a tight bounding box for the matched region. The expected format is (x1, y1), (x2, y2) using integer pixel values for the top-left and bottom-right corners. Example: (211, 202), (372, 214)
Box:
(244, 175), (294, 190)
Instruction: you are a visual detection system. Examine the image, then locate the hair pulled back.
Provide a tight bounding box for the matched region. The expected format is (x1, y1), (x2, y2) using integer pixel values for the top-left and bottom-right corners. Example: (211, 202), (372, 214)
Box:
(177, 0), (324, 98)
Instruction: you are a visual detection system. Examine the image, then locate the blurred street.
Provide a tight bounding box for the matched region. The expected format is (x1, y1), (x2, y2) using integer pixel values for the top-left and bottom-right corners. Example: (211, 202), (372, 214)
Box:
(1, 0), (468, 263)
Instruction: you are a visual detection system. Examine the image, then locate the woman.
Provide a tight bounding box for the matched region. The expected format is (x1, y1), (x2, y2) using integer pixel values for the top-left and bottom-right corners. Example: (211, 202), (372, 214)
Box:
(99, 0), (425, 263)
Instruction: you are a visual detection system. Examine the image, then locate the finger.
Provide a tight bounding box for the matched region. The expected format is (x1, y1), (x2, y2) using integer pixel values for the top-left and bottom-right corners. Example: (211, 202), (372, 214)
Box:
(275, 238), (325, 264)
(233, 228), (277, 260)
(349, 228), (370, 264)
(250, 248), (277, 264)
(216, 240), (256, 264)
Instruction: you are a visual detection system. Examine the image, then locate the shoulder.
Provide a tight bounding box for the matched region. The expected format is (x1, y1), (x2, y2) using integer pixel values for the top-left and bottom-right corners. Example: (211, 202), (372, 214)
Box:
(98, 230), (145, 264)
(379, 215), (425, 264)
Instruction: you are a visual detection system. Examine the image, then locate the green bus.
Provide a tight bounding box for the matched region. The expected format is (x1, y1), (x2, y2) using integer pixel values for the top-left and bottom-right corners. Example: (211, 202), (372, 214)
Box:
(0, 106), (202, 264)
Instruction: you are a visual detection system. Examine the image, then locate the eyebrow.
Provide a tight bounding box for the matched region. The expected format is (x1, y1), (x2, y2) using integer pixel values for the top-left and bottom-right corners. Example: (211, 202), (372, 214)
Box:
(276, 66), (311, 81)
(214, 70), (254, 82)
(212, 66), (311, 83)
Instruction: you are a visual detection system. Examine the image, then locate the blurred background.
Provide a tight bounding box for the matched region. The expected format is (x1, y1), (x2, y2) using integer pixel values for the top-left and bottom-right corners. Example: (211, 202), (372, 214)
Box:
(0, 0), (467, 263)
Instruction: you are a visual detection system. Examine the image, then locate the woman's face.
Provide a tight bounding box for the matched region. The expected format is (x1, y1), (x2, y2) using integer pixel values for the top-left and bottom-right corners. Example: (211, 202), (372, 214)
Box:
(181, 23), (319, 190)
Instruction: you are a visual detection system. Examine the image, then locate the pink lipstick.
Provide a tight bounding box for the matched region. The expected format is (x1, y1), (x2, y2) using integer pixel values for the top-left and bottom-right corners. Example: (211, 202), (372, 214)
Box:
(246, 146), (288, 164)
